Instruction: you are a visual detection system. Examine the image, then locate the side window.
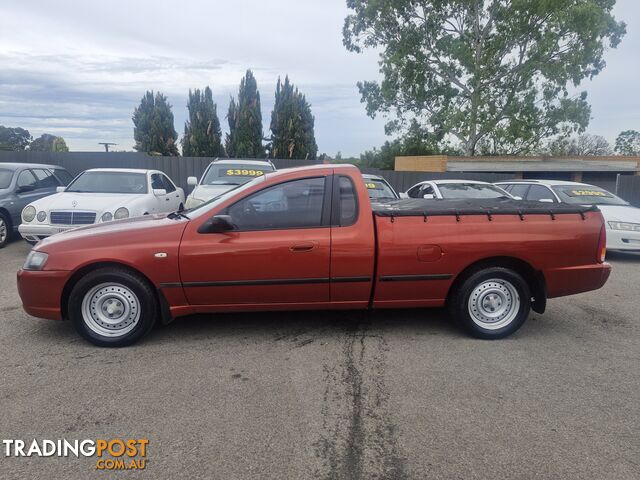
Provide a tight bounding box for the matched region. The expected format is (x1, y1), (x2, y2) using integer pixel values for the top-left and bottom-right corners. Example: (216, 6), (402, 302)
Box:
(161, 175), (176, 193)
(151, 174), (164, 191)
(526, 185), (556, 202)
(227, 177), (325, 231)
(16, 170), (37, 189)
(337, 176), (357, 226)
(420, 185), (435, 198)
(52, 169), (73, 186)
(32, 169), (58, 189)
(407, 185), (423, 198)
(509, 184), (530, 199)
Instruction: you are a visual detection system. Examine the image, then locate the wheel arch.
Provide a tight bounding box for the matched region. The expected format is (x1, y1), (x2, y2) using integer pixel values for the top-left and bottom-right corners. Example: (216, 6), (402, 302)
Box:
(60, 261), (173, 323)
(0, 206), (13, 227)
(447, 256), (547, 314)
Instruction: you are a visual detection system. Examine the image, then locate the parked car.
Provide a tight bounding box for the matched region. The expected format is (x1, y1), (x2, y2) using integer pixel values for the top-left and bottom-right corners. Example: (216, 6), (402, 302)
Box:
(495, 179), (640, 252)
(17, 164), (610, 347)
(18, 168), (184, 244)
(362, 174), (400, 202)
(185, 159), (276, 209)
(403, 179), (513, 200)
(0, 163), (73, 248)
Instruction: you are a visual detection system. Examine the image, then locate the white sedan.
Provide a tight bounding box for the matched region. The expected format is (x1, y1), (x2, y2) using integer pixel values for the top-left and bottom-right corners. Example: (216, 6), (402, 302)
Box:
(19, 168), (184, 244)
(403, 179), (513, 200)
(496, 179), (640, 252)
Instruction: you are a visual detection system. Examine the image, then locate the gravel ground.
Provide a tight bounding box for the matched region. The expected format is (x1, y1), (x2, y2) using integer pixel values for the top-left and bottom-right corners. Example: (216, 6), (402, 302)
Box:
(1, 238), (638, 479)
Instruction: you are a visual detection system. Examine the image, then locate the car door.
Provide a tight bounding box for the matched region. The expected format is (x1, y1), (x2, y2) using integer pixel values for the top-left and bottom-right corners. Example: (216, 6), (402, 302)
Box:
(149, 173), (169, 213)
(160, 174), (182, 210)
(179, 175), (332, 307)
(13, 169), (42, 211)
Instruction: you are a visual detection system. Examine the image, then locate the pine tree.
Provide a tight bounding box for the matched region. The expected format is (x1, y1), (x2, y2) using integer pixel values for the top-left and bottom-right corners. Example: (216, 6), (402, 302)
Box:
(268, 76), (318, 160)
(133, 91), (179, 156)
(182, 87), (225, 157)
(225, 70), (264, 158)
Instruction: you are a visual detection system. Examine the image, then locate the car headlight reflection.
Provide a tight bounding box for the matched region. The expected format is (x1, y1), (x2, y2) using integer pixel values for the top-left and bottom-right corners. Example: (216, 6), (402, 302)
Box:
(22, 206), (36, 223)
(608, 221), (640, 232)
(114, 208), (129, 220)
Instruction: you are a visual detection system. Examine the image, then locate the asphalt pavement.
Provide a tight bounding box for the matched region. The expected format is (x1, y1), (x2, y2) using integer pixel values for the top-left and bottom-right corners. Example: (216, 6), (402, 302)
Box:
(1, 238), (638, 479)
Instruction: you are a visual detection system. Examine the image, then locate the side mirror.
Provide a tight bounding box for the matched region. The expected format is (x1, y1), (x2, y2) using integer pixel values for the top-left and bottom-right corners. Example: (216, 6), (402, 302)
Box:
(16, 185), (36, 194)
(423, 193), (435, 199)
(153, 188), (167, 196)
(399, 192), (409, 199)
(539, 198), (554, 203)
(198, 215), (236, 234)
(56, 186), (66, 193)
(187, 176), (198, 187)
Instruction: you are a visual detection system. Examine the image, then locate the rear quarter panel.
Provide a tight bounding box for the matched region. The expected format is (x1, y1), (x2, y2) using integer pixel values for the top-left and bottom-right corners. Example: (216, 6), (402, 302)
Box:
(373, 211), (605, 307)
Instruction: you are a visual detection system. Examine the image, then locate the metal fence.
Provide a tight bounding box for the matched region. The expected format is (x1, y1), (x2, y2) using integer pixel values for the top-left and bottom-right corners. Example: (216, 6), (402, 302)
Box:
(0, 151), (321, 193)
(616, 174), (640, 207)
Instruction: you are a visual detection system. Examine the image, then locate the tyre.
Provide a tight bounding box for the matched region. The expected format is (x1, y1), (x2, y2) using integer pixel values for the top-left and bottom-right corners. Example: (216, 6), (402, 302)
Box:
(0, 212), (11, 249)
(449, 267), (530, 339)
(68, 267), (157, 347)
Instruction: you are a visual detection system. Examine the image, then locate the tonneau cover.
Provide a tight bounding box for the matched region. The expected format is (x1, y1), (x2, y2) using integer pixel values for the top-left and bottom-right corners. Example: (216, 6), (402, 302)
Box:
(373, 198), (598, 217)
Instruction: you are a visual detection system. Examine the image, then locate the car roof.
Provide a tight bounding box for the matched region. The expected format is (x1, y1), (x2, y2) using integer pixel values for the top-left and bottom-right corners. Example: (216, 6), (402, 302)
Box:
(85, 168), (152, 174)
(428, 179), (491, 185)
(212, 159), (274, 166)
(0, 162), (67, 171)
(495, 179), (592, 187)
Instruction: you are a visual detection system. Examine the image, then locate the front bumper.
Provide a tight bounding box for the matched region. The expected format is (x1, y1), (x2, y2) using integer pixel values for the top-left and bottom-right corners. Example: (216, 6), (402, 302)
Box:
(17, 269), (71, 320)
(606, 228), (640, 251)
(18, 223), (78, 243)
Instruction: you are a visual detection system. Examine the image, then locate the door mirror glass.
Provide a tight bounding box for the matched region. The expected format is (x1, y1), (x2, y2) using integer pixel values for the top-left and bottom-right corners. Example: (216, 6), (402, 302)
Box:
(198, 215), (236, 234)
(153, 188), (167, 196)
(56, 186), (66, 193)
(187, 176), (198, 187)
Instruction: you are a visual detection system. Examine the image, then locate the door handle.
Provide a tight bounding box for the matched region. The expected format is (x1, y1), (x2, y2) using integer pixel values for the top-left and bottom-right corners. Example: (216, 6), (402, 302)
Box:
(290, 242), (317, 252)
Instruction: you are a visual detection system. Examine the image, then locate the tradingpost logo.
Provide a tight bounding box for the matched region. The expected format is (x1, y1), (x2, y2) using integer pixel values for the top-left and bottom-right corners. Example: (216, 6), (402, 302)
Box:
(3, 438), (148, 471)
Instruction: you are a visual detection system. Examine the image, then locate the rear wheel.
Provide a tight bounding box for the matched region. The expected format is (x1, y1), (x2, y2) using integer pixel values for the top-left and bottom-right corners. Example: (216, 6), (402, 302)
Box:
(449, 267), (530, 339)
(0, 212), (10, 249)
(68, 267), (157, 347)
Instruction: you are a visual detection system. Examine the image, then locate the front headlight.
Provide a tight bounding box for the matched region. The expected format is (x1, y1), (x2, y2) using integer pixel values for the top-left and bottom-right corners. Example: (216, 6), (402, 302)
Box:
(22, 206), (36, 223)
(114, 207), (129, 220)
(101, 212), (113, 222)
(23, 251), (49, 271)
(37, 211), (47, 222)
(608, 221), (640, 232)
(185, 197), (204, 209)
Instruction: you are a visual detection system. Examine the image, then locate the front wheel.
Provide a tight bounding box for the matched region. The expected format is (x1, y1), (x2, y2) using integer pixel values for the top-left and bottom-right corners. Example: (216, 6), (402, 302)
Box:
(0, 212), (11, 249)
(449, 267), (530, 339)
(68, 267), (157, 347)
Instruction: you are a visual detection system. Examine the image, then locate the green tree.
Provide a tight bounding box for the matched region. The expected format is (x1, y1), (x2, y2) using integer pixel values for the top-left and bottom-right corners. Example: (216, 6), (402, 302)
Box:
(29, 134), (69, 152)
(182, 86), (225, 157)
(226, 70), (264, 158)
(268, 76), (318, 159)
(614, 130), (640, 155)
(133, 91), (179, 156)
(344, 0), (626, 156)
(0, 126), (32, 151)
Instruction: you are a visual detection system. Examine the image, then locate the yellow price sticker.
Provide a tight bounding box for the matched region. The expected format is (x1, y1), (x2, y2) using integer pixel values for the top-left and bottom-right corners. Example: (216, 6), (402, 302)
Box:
(225, 169), (264, 176)
(571, 190), (607, 197)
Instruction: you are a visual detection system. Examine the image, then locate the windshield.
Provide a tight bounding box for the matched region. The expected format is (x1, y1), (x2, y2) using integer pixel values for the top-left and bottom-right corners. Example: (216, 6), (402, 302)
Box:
(552, 186), (629, 206)
(184, 176), (266, 219)
(65, 172), (148, 194)
(438, 183), (511, 199)
(201, 163), (275, 186)
(365, 178), (398, 199)
(0, 169), (13, 189)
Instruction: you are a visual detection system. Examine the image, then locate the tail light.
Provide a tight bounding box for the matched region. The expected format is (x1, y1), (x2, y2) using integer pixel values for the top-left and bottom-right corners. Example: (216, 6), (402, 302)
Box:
(597, 224), (606, 263)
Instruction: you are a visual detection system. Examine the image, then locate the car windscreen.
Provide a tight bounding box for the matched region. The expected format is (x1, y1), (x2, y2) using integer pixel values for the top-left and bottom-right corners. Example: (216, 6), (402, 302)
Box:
(364, 179), (398, 199)
(201, 164), (274, 186)
(438, 183), (510, 199)
(552, 186), (629, 206)
(65, 172), (148, 194)
(0, 169), (13, 189)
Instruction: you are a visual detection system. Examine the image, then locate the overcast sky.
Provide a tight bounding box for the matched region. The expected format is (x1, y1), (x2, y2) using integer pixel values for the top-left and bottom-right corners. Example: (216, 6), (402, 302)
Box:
(0, 0), (638, 155)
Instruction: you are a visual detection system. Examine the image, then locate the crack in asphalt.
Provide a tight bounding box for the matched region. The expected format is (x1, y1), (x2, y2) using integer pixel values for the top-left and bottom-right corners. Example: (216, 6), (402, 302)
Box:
(314, 317), (407, 480)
